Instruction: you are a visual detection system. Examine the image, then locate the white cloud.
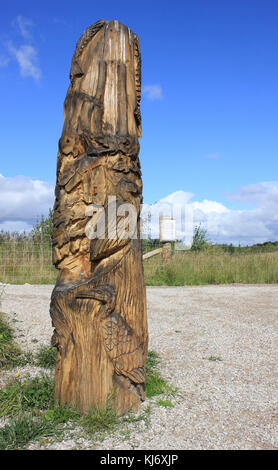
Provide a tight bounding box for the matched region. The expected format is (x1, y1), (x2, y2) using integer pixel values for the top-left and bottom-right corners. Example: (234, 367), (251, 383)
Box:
(158, 190), (194, 205)
(3, 16), (41, 81)
(142, 182), (278, 246)
(7, 42), (41, 80)
(0, 220), (34, 233)
(0, 175), (54, 232)
(0, 174), (277, 245)
(191, 200), (228, 214)
(227, 181), (278, 208)
(12, 15), (34, 40)
(142, 84), (162, 100)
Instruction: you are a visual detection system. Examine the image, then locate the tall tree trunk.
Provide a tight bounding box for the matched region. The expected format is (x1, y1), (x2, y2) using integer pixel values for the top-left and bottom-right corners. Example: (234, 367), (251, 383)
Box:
(50, 20), (148, 414)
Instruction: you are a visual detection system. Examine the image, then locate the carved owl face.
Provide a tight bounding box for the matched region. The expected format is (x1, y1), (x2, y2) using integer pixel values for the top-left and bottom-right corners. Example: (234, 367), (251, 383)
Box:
(59, 134), (84, 157)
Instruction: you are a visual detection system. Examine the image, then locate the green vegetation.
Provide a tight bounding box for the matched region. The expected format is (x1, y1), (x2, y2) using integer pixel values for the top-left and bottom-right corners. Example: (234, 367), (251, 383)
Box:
(31, 209), (54, 243)
(80, 400), (118, 438)
(0, 233), (56, 284)
(35, 346), (57, 369)
(207, 356), (223, 362)
(144, 250), (278, 286)
(0, 374), (55, 418)
(1, 214), (278, 285)
(157, 399), (174, 407)
(0, 211), (55, 284)
(144, 225), (278, 286)
(0, 314), (58, 370)
(0, 312), (22, 369)
(190, 224), (211, 252)
(0, 285), (175, 450)
(0, 372), (113, 449)
(0, 346), (174, 449)
(146, 350), (176, 398)
(0, 413), (60, 450)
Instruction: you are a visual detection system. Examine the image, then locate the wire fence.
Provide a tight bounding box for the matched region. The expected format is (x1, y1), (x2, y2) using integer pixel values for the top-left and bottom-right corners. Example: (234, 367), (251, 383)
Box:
(1, 236), (278, 286)
(0, 237), (57, 284)
(0, 237), (167, 285)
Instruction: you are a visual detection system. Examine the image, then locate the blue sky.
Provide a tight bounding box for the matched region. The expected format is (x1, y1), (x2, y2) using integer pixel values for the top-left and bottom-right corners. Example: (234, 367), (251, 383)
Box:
(0, 0), (278, 244)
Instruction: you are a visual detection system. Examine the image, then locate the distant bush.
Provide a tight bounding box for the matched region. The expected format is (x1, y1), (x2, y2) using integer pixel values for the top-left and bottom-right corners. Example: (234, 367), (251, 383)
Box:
(31, 209), (53, 243)
(190, 224), (210, 252)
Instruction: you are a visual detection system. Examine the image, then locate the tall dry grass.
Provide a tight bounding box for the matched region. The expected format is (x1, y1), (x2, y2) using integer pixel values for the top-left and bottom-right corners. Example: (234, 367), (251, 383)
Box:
(144, 250), (278, 285)
(1, 237), (278, 285)
(0, 238), (57, 284)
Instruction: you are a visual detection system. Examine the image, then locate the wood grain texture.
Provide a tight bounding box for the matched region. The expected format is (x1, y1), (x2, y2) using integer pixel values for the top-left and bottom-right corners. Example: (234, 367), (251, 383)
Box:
(50, 20), (148, 414)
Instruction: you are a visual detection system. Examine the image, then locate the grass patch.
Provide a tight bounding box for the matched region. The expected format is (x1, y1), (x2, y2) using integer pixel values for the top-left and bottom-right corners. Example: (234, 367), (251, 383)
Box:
(81, 400), (118, 438)
(0, 373), (69, 450)
(44, 402), (80, 425)
(35, 346), (57, 369)
(0, 344), (173, 449)
(146, 350), (160, 371)
(207, 356), (222, 362)
(1, 235), (278, 286)
(0, 238), (57, 285)
(146, 371), (171, 398)
(0, 313), (37, 369)
(0, 375), (124, 449)
(157, 398), (174, 407)
(0, 312), (22, 369)
(0, 314), (57, 370)
(144, 250), (278, 286)
(0, 374), (54, 418)
(0, 412), (60, 450)
(146, 350), (176, 398)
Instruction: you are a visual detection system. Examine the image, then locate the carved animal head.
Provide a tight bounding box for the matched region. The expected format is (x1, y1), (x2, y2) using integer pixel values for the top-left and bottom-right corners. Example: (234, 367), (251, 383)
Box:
(70, 60), (84, 83)
(76, 284), (116, 316)
(59, 133), (85, 157)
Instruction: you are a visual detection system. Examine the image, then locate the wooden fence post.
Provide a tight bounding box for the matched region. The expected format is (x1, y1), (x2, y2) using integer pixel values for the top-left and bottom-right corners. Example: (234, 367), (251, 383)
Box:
(162, 242), (172, 263)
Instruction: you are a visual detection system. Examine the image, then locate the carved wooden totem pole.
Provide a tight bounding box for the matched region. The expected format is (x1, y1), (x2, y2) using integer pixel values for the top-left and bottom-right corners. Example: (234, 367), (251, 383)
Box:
(50, 20), (148, 414)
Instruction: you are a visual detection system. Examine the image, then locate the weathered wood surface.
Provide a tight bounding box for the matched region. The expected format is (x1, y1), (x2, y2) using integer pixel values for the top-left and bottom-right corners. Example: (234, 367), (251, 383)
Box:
(162, 243), (172, 263)
(142, 248), (163, 260)
(50, 20), (148, 414)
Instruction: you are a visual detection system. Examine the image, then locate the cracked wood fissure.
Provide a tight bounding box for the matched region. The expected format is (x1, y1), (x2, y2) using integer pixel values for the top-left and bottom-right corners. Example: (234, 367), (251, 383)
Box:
(50, 20), (148, 414)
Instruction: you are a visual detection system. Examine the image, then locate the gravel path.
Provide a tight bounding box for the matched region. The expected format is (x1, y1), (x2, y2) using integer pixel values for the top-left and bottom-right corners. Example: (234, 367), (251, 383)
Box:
(0, 283), (277, 450)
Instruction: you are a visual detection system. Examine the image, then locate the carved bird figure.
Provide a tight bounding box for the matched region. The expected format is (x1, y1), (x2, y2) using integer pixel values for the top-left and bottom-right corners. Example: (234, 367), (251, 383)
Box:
(76, 284), (145, 384)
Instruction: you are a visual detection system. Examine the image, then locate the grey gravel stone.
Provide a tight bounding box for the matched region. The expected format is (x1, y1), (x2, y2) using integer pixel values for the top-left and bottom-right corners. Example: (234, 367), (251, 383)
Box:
(0, 284), (277, 450)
